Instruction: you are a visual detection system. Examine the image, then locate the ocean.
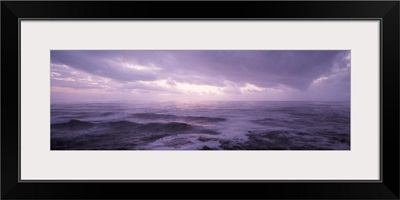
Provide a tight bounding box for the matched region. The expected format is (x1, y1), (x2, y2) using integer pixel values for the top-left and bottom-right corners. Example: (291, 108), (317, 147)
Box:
(51, 101), (350, 150)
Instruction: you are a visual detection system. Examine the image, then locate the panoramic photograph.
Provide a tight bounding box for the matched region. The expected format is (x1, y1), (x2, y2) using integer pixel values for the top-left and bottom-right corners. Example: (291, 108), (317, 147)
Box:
(51, 50), (350, 150)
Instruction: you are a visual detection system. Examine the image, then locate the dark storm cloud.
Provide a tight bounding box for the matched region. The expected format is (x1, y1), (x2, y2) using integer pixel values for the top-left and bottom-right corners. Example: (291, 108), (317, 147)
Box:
(51, 50), (350, 92)
(185, 50), (348, 90)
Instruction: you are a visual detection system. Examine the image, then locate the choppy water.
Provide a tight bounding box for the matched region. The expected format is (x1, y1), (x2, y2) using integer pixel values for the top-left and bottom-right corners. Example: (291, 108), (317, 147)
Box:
(51, 101), (350, 150)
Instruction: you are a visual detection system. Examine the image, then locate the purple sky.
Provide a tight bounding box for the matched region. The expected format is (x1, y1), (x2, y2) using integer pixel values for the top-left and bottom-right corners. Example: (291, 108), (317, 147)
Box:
(51, 50), (350, 102)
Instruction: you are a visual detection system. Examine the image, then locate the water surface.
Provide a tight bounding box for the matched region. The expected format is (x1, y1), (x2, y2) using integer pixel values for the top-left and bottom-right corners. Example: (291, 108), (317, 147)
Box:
(51, 101), (350, 150)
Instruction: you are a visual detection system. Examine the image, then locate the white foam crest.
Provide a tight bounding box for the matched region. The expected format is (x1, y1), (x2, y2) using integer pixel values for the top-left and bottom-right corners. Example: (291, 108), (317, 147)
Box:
(140, 134), (222, 150)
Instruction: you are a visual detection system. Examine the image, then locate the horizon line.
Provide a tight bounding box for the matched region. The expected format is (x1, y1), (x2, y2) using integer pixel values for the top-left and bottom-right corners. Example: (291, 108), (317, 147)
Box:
(51, 100), (351, 104)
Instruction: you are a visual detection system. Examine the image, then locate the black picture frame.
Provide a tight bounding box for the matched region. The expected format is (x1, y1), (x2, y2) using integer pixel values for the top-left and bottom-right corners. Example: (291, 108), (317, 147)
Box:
(1, 1), (399, 199)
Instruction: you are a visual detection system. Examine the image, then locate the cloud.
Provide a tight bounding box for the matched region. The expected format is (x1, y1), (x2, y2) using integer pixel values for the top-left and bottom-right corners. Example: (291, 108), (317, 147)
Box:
(51, 50), (350, 101)
(51, 51), (159, 82)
